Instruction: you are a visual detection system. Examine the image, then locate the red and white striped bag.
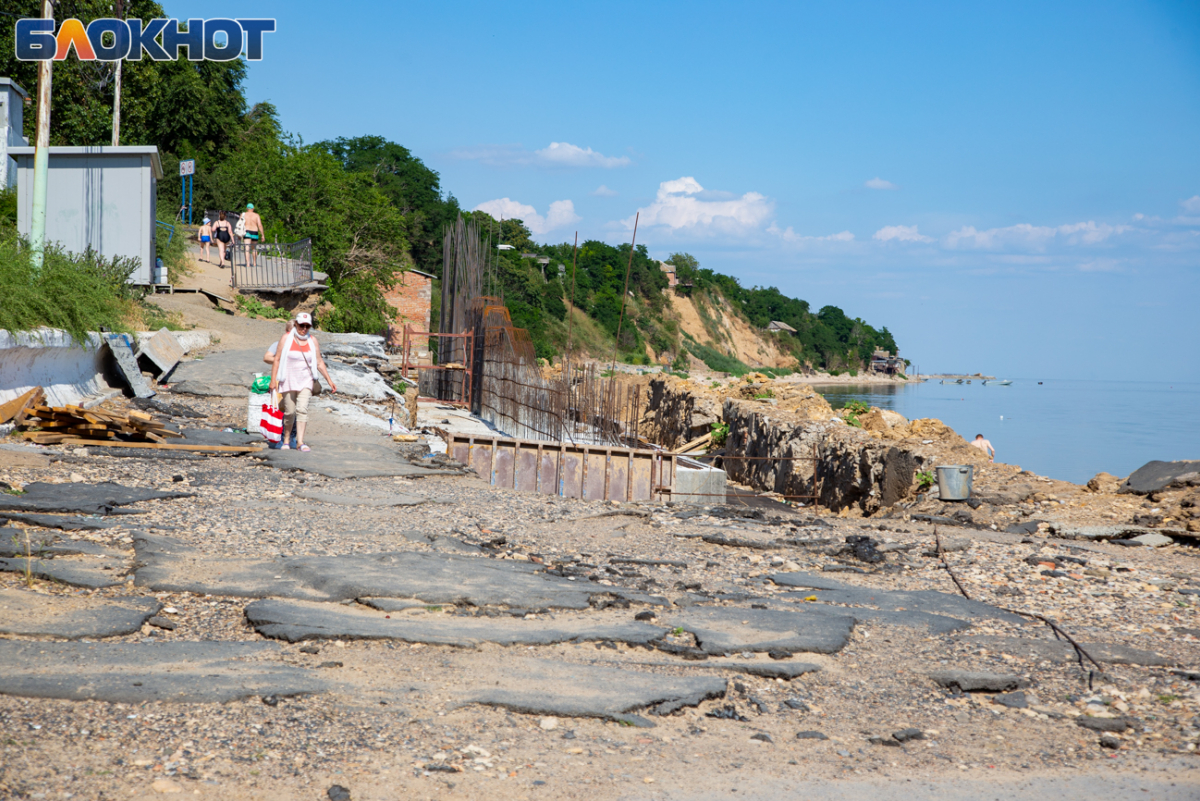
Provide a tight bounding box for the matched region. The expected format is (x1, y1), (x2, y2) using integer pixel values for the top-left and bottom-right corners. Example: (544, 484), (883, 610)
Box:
(259, 393), (284, 443)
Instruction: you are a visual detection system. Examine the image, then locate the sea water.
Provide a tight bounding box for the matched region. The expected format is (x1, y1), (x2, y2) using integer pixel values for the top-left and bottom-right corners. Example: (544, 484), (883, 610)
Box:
(815, 379), (1200, 485)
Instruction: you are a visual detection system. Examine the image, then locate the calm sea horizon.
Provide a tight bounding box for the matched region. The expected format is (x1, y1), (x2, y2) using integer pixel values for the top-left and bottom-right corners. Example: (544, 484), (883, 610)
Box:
(814, 379), (1200, 485)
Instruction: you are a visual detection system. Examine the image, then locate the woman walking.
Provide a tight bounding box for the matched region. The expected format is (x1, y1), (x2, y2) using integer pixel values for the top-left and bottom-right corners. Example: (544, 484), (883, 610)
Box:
(269, 312), (337, 452)
(212, 211), (234, 266)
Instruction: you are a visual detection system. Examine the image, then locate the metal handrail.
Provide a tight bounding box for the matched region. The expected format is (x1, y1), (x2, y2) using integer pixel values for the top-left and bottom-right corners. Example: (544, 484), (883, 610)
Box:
(229, 237), (314, 290)
(155, 220), (175, 244)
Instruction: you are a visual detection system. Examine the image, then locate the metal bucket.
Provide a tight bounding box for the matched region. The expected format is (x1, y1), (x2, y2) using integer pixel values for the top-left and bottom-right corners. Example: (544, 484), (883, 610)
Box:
(936, 465), (974, 501)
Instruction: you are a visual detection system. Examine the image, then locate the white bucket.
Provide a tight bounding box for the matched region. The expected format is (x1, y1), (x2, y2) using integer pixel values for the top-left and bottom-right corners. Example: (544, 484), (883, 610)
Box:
(247, 391), (270, 437)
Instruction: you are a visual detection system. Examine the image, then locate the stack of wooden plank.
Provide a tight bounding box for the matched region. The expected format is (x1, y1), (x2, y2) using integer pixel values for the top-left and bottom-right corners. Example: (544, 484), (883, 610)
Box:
(17, 404), (184, 446)
(0, 387), (45, 427)
(674, 432), (712, 455)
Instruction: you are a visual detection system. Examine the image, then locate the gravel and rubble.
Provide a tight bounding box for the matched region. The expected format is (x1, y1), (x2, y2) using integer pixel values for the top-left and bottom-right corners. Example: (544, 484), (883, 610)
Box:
(0, 389), (1198, 800)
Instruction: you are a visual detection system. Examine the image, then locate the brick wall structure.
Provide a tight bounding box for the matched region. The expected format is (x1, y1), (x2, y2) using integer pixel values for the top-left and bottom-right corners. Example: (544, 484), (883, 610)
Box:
(383, 270), (433, 357)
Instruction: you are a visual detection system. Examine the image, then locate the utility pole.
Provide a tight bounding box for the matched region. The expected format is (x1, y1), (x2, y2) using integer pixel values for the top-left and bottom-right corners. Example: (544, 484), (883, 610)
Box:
(29, 0), (54, 272)
(111, 0), (123, 146)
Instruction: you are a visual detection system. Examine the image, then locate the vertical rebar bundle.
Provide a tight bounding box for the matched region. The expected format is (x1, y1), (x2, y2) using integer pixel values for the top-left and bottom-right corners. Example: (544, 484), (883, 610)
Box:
(430, 214), (642, 447)
(431, 215), (488, 402)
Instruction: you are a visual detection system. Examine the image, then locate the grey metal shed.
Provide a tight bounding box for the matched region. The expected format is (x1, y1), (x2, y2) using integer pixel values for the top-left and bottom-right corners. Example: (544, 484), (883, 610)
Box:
(12, 145), (163, 285)
(0, 77), (30, 189)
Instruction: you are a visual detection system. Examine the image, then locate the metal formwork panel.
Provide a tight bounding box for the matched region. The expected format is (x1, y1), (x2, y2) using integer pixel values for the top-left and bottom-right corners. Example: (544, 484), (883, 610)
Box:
(448, 434), (673, 503)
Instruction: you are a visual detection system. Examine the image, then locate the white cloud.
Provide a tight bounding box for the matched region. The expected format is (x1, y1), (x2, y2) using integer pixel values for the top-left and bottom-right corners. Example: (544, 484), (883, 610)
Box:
(449, 142), (630, 169)
(865, 177), (899, 190)
(591, 185), (618, 197)
(1182, 195), (1200, 214)
(945, 221), (1129, 250)
(768, 223), (855, 243)
(472, 198), (581, 236)
(625, 177), (773, 233)
(535, 142), (630, 168)
(873, 224), (933, 243)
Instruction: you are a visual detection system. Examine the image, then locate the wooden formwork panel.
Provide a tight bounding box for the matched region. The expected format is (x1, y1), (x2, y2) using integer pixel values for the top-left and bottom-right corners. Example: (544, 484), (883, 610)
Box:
(447, 434), (674, 502)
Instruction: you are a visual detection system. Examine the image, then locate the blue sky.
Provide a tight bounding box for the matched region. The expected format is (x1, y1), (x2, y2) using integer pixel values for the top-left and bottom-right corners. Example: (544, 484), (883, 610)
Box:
(165, 1), (1200, 381)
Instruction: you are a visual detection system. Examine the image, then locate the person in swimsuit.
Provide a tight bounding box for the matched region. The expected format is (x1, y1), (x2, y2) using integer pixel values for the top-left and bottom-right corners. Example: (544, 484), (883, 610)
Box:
(269, 312), (337, 452)
(970, 434), (996, 462)
(212, 211), (233, 266)
(198, 218), (213, 263)
(242, 203), (264, 268)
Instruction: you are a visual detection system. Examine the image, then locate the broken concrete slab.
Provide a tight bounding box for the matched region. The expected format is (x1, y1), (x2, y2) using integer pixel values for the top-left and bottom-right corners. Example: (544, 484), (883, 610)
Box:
(770, 573), (1026, 626)
(701, 661), (822, 680)
(961, 635), (1173, 667)
(0, 512), (121, 531)
(137, 328), (184, 376)
(166, 349), (271, 398)
(293, 490), (442, 507)
(454, 658), (726, 722)
(133, 534), (661, 610)
(776, 598), (973, 635)
(1119, 460), (1200, 495)
(1050, 524), (1161, 541)
(358, 598), (427, 612)
(0, 481), (192, 515)
(245, 599), (668, 647)
(0, 555), (128, 588)
(1131, 532), (1175, 548)
(177, 428), (261, 447)
(398, 531), (483, 553)
(768, 572), (853, 591)
(252, 443), (460, 480)
(668, 607), (855, 655)
(0, 641), (326, 703)
(0, 590), (160, 639)
(168, 347), (397, 401)
(317, 333), (387, 360)
(928, 671), (1029, 692)
(104, 333), (155, 398)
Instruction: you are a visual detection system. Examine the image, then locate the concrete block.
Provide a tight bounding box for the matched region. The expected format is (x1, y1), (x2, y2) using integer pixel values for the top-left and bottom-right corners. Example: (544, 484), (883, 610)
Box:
(676, 464), (727, 506)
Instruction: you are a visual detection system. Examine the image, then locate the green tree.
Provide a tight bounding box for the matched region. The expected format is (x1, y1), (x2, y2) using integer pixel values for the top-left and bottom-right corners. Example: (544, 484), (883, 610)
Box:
(318, 136), (460, 277)
(206, 132), (410, 333)
(0, 2), (248, 161)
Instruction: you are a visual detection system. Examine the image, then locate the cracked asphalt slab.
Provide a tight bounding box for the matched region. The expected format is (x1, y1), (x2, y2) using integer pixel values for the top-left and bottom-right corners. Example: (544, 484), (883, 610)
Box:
(0, 397), (1198, 799)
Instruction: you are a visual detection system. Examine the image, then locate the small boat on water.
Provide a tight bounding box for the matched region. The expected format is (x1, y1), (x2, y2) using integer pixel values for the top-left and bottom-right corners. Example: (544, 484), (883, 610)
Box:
(982, 379), (1013, 386)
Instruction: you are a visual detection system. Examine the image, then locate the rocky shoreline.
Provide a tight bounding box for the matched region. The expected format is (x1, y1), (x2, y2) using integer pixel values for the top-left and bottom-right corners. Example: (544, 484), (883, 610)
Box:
(0, 372), (1197, 800)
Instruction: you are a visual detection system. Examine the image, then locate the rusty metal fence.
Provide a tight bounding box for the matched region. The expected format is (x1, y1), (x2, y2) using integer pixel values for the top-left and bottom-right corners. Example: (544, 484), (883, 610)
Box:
(478, 326), (642, 446)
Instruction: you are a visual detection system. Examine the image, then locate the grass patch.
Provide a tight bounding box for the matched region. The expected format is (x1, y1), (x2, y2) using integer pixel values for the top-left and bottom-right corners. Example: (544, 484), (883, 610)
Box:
(0, 232), (140, 340)
(156, 214), (195, 284)
(684, 340), (751, 376)
(235, 295), (291, 320)
(127, 301), (190, 332)
(710, 421), (729, 447)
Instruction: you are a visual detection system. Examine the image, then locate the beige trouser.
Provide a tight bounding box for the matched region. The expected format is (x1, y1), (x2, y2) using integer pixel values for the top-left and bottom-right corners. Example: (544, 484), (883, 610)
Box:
(280, 387), (311, 436)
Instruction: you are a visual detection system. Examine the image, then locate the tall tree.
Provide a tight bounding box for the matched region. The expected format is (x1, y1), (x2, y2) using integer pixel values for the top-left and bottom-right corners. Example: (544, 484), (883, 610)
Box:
(318, 136), (459, 277)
